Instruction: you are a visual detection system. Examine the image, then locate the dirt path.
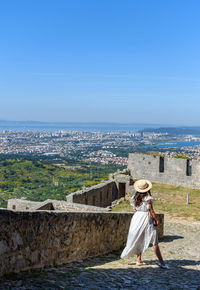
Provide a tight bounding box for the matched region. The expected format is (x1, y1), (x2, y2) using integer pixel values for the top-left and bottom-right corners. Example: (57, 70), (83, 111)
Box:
(1, 221), (200, 289)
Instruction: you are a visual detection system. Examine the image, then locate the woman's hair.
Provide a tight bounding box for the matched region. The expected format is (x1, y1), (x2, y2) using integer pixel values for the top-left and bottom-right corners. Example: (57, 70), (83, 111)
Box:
(134, 190), (151, 207)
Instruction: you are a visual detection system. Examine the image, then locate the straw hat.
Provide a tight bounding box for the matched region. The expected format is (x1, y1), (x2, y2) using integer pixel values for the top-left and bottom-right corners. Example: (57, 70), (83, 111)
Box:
(134, 179), (152, 193)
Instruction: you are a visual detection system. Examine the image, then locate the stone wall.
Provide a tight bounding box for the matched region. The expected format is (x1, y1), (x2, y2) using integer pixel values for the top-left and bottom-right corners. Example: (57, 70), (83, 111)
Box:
(66, 181), (118, 207)
(51, 200), (109, 212)
(0, 208), (164, 277)
(128, 153), (200, 189)
(7, 199), (54, 211)
(7, 199), (109, 212)
(111, 172), (134, 196)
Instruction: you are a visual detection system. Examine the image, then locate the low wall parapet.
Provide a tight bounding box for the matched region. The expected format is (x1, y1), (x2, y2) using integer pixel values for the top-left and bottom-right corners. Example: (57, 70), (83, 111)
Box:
(66, 180), (118, 207)
(0, 208), (164, 277)
(7, 199), (109, 212)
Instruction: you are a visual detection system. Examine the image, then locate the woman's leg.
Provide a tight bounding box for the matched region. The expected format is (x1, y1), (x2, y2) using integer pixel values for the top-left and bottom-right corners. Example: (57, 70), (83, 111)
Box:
(137, 253), (142, 263)
(153, 244), (165, 264)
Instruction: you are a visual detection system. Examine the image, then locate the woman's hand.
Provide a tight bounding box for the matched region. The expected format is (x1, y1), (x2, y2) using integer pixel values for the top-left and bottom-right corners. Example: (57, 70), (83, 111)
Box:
(154, 219), (159, 226)
(133, 209), (137, 213)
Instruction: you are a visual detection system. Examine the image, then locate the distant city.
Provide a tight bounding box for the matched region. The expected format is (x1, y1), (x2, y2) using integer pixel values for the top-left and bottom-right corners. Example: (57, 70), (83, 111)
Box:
(1, 121), (200, 164)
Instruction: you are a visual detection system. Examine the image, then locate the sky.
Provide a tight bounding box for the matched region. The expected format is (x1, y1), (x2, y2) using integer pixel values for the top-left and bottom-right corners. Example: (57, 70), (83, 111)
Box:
(0, 0), (200, 125)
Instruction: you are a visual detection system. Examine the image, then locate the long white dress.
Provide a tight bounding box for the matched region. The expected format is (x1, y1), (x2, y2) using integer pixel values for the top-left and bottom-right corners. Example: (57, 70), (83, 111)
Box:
(121, 196), (158, 258)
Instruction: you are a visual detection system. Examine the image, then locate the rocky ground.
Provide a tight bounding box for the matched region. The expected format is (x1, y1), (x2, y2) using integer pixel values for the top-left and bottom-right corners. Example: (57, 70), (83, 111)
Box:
(0, 220), (200, 290)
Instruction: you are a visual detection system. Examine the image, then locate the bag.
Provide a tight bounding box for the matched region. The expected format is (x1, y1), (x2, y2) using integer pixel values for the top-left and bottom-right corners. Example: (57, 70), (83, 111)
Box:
(148, 210), (158, 227)
(153, 218), (158, 227)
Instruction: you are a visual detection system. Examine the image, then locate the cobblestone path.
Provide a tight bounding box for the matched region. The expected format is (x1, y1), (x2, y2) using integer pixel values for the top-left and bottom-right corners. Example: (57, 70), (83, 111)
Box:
(1, 221), (200, 290)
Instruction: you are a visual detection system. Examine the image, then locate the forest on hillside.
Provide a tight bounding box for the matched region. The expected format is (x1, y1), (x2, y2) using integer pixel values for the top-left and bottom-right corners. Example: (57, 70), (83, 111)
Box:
(0, 158), (124, 208)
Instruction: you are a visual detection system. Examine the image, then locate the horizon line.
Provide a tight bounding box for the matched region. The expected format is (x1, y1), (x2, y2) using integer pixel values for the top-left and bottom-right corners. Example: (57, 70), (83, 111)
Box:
(1, 120), (200, 128)
(0, 120), (175, 126)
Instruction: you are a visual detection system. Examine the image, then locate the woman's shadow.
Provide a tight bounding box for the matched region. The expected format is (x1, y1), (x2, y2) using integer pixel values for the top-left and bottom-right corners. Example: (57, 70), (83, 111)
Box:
(161, 235), (184, 242)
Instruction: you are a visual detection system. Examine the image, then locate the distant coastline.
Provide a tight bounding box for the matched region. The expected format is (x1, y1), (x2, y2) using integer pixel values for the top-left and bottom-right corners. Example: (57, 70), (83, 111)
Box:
(149, 141), (200, 149)
(0, 120), (200, 135)
(0, 120), (165, 133)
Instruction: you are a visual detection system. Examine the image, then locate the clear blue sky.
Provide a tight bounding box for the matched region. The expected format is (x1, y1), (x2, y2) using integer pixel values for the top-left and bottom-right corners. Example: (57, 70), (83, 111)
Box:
(0, 0), (200, 125)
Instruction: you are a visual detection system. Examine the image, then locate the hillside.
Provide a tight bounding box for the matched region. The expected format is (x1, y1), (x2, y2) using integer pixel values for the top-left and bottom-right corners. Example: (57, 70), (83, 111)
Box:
(0, 158), (124, 208)
(141, 126), (200, 136)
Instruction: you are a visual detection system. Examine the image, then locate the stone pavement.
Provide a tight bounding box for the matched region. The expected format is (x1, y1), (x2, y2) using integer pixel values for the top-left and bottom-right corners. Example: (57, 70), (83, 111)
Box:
(0, 221), (200, 290)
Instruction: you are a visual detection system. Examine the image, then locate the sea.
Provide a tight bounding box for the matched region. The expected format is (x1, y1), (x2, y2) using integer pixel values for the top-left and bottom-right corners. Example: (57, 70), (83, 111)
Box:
(150, 141), (200, 149)
(0, 123), (159, 133)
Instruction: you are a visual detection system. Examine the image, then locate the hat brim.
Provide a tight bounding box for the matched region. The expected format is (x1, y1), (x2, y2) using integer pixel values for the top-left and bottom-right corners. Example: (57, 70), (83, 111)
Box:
(134, 179), (152, 193)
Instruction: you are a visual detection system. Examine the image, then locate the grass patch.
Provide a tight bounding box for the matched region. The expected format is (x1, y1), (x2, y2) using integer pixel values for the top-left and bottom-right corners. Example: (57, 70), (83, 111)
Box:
(111, 200), (133, 212)
(112, 182), (200, 221)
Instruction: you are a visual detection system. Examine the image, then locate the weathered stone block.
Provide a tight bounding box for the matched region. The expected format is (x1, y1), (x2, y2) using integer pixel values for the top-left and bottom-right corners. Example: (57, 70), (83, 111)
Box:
(0, 240), (9, 255)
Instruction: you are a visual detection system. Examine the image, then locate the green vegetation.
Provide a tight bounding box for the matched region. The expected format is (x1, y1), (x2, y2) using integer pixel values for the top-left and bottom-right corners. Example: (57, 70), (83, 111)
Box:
(0, 158), (124, 208)
(147, 152), (164, 158)
(112, 182), (200, 221)
(173, 154), (188, 159)
(111, 199), (133, 212)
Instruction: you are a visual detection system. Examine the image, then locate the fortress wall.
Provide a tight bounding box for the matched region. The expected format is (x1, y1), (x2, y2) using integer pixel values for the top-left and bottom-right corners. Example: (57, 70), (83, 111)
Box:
(189, 160), (200, 188)
(51, 200), (109, 212)
(66, 181), (118, 207)
(7, 181), (118, 211)
(164, 158), (187, 175)
(111, 173), (134, 195)
(128, 153), (200, 189)
(7, 199), (54, 211)
(0, 208), (164, 277)
(128, 153), (159, 179)
(7, 199), (109, 212)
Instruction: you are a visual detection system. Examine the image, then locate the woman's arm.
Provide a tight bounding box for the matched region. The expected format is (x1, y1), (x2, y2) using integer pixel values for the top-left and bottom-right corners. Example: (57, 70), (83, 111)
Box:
(130, 195), (137, 213)
(148, 200), (159, 225)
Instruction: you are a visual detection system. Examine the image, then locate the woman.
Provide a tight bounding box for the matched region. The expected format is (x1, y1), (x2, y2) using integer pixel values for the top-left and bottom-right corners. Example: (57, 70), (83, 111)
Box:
(121, 179), (168, 269)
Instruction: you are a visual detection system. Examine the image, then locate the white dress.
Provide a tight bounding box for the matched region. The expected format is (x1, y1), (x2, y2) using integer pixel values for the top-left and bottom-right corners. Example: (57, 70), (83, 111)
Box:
(121, 196), (158, 258)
